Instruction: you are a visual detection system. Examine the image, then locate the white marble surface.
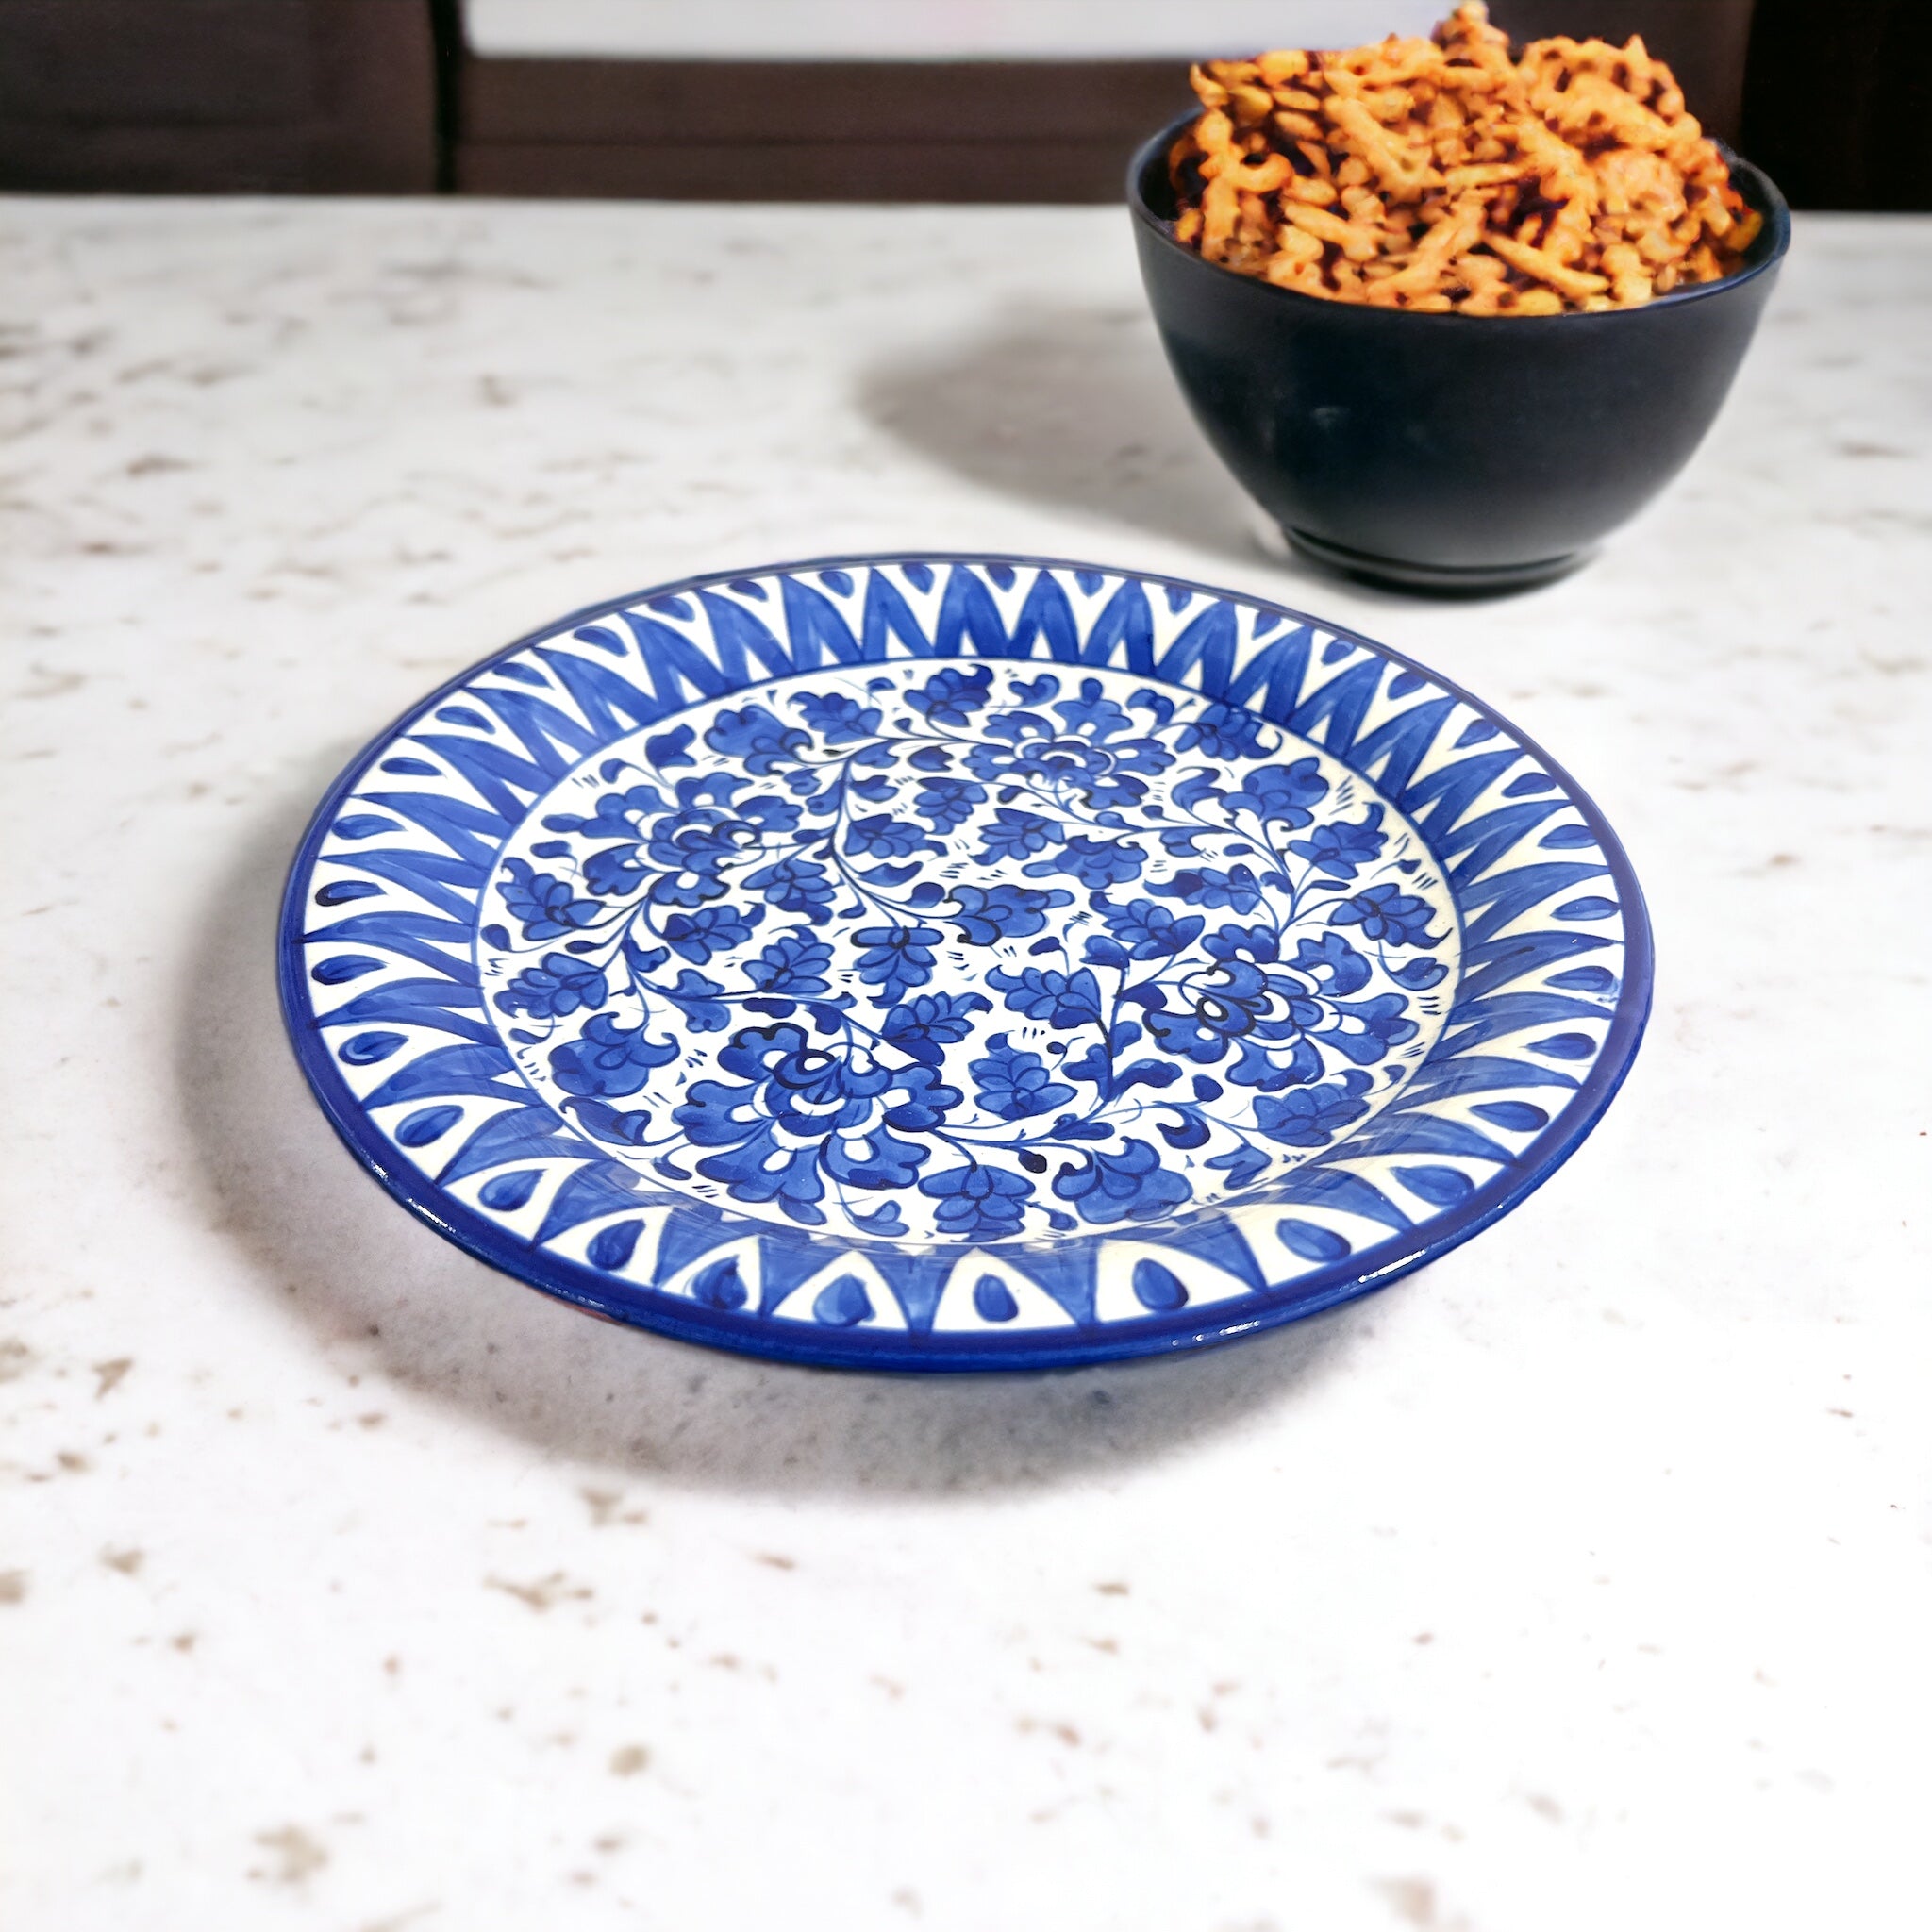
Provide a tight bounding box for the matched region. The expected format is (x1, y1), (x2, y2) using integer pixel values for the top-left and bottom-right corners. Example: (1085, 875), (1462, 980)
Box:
(2, 196), (1928, 1932)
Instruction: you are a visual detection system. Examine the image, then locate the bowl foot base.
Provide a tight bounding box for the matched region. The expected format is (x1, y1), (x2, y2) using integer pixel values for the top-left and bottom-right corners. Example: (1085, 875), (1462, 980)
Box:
(1283, 526), (1591, 597)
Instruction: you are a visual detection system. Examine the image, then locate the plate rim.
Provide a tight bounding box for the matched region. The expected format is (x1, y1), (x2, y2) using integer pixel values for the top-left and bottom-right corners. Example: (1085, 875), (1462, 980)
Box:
(277, 551), (1654, 1373)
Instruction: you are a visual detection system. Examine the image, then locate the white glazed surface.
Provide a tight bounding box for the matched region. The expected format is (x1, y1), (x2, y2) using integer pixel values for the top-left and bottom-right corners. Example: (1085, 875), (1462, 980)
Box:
(2, 199), (1927, 1932)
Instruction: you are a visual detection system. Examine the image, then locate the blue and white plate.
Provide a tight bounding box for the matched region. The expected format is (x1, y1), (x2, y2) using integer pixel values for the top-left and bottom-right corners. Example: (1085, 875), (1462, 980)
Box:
(280, 556), (1650, 1371)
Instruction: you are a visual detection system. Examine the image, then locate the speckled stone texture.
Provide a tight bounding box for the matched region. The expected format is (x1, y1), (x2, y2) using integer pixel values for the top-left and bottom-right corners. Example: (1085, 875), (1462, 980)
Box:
(1, 198), (1927, 1932)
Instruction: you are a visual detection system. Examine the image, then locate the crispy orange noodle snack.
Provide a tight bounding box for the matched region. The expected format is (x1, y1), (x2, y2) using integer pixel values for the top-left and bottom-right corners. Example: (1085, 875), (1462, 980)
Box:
(1168, 3), (1761, 313)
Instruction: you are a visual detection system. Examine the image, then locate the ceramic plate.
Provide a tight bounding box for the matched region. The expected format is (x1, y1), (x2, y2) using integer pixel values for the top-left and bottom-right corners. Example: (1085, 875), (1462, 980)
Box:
(280, 556), (1650, 1371)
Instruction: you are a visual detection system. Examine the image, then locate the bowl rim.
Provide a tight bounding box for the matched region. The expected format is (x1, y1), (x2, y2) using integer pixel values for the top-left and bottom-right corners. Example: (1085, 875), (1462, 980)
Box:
(1126, 108), (1792, 322)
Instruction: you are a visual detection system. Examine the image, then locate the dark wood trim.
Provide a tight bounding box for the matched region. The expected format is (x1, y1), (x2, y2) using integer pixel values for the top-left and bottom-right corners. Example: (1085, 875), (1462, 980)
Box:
(0, 0), (436, 192)
(455, 57), (1191, 204)
(462, 57), (1191, 148)
(457, 138), (1153, 205)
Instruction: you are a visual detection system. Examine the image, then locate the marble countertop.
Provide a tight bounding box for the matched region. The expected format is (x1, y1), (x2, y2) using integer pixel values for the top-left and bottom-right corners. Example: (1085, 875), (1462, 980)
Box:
(2, 197), (1926, 1932)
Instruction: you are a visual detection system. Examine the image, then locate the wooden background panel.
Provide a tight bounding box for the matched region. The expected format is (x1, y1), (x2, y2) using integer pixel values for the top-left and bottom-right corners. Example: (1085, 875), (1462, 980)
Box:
(0, 0), (315, 125)
(462, 57), (1192, 148)
(458, 138), (1155, 205)
(456, 57), (1191, 201)
(0, 0), (436, 192)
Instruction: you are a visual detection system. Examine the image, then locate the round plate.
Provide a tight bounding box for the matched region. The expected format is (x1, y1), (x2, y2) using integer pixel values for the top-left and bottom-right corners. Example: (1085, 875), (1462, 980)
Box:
(280, 556), (1651, 1372)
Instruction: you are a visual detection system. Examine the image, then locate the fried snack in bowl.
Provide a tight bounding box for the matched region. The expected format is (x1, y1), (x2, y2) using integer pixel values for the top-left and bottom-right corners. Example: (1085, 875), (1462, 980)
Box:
(1167, 4), (1760, 315)
(1124, 7), (1789, 592)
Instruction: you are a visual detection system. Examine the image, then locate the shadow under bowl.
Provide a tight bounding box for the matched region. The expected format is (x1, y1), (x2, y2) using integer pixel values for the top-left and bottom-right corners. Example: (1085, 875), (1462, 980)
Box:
(1127, 116), (1791, 594)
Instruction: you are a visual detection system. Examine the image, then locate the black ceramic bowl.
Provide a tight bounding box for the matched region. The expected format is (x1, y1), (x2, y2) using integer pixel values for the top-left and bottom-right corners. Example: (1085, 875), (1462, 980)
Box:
(1128, 115), (1790, 592)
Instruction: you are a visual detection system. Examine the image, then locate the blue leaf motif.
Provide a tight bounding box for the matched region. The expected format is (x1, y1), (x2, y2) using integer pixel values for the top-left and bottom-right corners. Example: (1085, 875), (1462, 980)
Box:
(853, 924), (941, 1003)
(741, 854), (834, 919)
(1148, 865), (1268, 913)
(704, 705), (809, 774)
(969, 1041), (1077, 1122)
(550, 1015), (679, 1098)
(1391, 957), (1449, 990)
(1548, 965), (1616, 993)
(812, 1275), (872, 1327)
(1319, 992), (1420, 1064)
(905, 664), (992, 724)
(1174, 700), (1270, 759)
(691, 1256), (749, 1309)
(973, 1274), (1020, 1322)
(312, 955), (384, 985)
(911, 776), (987, 830)
(662, 968), (732, 1032)
(977, 808), (1062, 863)
(1131, 1259), (1189, 1309)
(1276, 1219), (1352, 1262)
(1394, 1165), (1476, 1207)
(1289, 932), (1372, 996)
(1097, 898), (1203, 959)
(1287, 804), (1388, 879)
(567, 1100), (655, 1148)
(919, 1163), (1033, 1238)
(645, 726), (699, 769)
(1052, 1137), (1192, 1225)
(946, 883), (1070, 945)
(791, 691), (882, 743)
(1530, 1031), (1597, 1059)
(494, 951), (608, 1020)
(1329, 884), (1441, 948)
(338, 1030), (407, 1065)
(478, 1168), (541, 1211)
(986, 965), (1103, 1028)
(845, 814), (929, 859)
(1204, 1143), (1271, 1187)
(1221, 759), (1328, 827)
(745, 930), (833, 995)
(660, 904), (763, 964)
(588, 1219), (644, 1270)
(1031, 835), (1144, 888)
(1253, 1074), (1372, 1148)
(880, 991), (989, 1066)
(394, 1104), (462, 1147)
(501, 858), (604, 940)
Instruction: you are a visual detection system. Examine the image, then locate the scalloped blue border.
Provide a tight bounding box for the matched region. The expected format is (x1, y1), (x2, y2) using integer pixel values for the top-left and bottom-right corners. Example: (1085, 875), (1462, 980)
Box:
(278, 554), (1652, 1372)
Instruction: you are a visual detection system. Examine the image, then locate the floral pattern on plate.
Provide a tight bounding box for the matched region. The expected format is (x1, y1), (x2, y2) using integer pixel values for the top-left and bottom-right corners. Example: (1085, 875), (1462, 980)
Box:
(478, 661), (1458, 1243)
(283, 558), (1649, 1370)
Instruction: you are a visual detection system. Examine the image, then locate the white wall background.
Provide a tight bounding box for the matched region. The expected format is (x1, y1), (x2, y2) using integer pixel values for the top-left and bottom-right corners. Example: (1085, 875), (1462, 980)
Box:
(463, 0), (1447, 60)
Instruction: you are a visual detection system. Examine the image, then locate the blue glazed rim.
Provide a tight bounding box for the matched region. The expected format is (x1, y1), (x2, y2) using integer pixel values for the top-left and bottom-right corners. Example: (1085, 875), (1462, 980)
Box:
(278, 554), (1654, 1373)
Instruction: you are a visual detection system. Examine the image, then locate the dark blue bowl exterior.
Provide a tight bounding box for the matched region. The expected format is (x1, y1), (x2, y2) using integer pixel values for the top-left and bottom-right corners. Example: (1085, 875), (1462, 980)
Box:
(1128, 118), (1790, 579)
